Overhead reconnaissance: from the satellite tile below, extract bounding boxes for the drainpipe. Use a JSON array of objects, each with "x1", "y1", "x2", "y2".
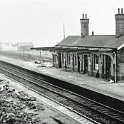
[
  {"x1": 114, "y1": 51, "x2": 117, "y2": 83},
  {"x1": 64, "y1": 53, "x2": 66, "y2": 70},
  {"x1": 52, "y1": 53, "x2": 54, "y2": 67},
  {"x1": 40, "y1": 50, "x2": 41, "y2": 61}
]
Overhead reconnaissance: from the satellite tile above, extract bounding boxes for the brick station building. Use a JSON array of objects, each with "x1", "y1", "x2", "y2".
[{"x1": 52, "y1": 8, "x2": 124, "y2": 83}]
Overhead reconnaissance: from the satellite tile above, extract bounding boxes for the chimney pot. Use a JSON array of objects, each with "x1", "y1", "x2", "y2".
[
  {"x1": 80, "y1": 13, "x2": 89, "y2": 37},
  {"x1": 121, "y1": 8, "x2": 123, "y2": 14},
  {"x1": 85, "y1": 14, "x2": 87, "y2": 19},
  {"x1": 92, "y1": 31, "x2": 94, "y2": 36},
  {"x1": 82, "y1": 14, "x2": 84, "y2": 19},
  {"x1": 118, "y1": 8, "x2": 120, "y2": 14}
]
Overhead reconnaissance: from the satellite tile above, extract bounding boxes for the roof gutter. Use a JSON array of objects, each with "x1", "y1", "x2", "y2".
[{"x1": 55, "y1": 45, "x2": 117, "y2": 51}]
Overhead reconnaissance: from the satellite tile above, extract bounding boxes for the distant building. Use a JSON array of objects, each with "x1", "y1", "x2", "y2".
[
  {"x1": 17, "y1": 42, "x2": 34, "y2": 51},
  {"x1": 31, "y1": 47, "x2": 53, "y2": 59},
  {"x1": 1, "y1": 42, "x2": 17, "y2": 51},
  {"x1": 52, "y1": 8, "x2": 124, "y2": 82}
]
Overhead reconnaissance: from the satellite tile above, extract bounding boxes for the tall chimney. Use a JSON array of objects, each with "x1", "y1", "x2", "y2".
[
  {"x1": 115, "y1": 8, "x2": 124, "y2": 37},
  {"x1": 80, "y1": 13, "x2": 89, "y2": 37}
]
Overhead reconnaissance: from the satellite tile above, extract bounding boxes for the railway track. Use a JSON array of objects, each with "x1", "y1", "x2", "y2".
[{"x1": 0, "y1": 61, "x2": 124, "y2": 124}]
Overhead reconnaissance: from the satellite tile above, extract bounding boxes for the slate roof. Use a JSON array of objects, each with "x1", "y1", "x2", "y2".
[{"x1": 56, "y1": 35, "x2": 124, "y2": 49}]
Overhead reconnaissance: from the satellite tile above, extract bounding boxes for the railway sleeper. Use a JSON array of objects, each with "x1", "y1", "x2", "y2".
[
  {"x1": 112, "y1": 116, "x2": 124, "y2": 121},
  {"x1": 97, "y1": 108, "x2": 112, "y2": 112},
  {"x1": 110, "y1": 113, "x2": 123, "y2": 116},
  {"x1": 83, "y1": 103, "x2": 95, "y2": 106},
  {"x1": 102, "y1": 111, "x2": 124, "y2": 117},
  {"x1": 109, "y1": 114, "x2": 124, "y2": 120},
  {"x1": 102, "y1": 113, "x2": 124, "y2": 123}
]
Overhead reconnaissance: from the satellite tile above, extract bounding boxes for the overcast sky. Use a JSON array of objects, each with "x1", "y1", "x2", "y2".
[{"x1": 0, "y1": 0, "x2": 124, "y2": 47}]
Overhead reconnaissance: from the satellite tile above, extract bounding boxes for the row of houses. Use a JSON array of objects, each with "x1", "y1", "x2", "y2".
[{"x1": 32, "y1": 8, "x2": 124, "y2": 83}]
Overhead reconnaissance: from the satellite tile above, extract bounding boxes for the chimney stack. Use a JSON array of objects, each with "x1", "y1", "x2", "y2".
[
  {"x1": 80, "y1": 13, "x2": 89, "y2": 37},
  {"x1": 115, "y1": 8, "x2": 124, "y2": 37}
]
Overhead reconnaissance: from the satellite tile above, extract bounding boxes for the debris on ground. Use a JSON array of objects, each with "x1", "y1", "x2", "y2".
[
  {"x1": 0, "y1": 79, "x2": 43, "y2": 124},
  {"x1": 35, "y1": 102, "x2": 45, "y2": 111},
  {"x1": 0, "y1": 78, "x2": 80, "y2": 124}
]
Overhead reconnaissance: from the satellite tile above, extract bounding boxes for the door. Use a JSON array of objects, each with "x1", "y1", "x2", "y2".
[
  {"x1": 58, "y1": 53, "x2": 62, "y2": 68},
  {"x1": 84, "y1": 55, "x2": 88, "y2": 73},
  {"x1": 78, "y1": 55, "x2": 80, "y2": 73},
  {"x1": 106, "y1": 55, "x2": 111, "y2": 80}
]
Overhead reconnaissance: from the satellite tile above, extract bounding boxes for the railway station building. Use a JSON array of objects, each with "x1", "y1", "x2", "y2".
[
  {"x1": 52, "y1": 8, "x2": 124, "y2": 83},
  {"x1": 31, "y1": 8, "x2": 124, "y2": 83}
]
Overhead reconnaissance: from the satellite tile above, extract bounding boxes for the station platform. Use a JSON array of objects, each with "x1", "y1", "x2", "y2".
[{"x1": 0, "y1": 55, "x2": 124, "y2": 101}]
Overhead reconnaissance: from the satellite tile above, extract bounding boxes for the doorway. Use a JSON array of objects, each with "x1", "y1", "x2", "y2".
[
  {"x1": 78, "y1": 55, "x2": 80, "y2": 73},
  {"x1": 58, "y1": 53, "x2": 62, "y2": 68},
  {"x1": 84, "y1": 55, "x2": 88, "y2": 73},
  {"x1": 105, "y1": 55, "x2": 111, "y2": 80}
]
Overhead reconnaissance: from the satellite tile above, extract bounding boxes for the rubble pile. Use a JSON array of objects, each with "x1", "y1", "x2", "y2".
[{"x1": 0, "y1": 80, "x2": 45, "y2": 124}]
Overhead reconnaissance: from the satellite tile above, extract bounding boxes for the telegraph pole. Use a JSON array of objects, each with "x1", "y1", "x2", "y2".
[{"x1": 63, "y1": 22, "x2": 65, "y2": 39}]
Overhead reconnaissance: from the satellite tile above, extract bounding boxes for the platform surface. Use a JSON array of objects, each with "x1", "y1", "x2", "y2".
[{"x1": 0, "y1": 55, "x2": 124, "y2": 101}]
